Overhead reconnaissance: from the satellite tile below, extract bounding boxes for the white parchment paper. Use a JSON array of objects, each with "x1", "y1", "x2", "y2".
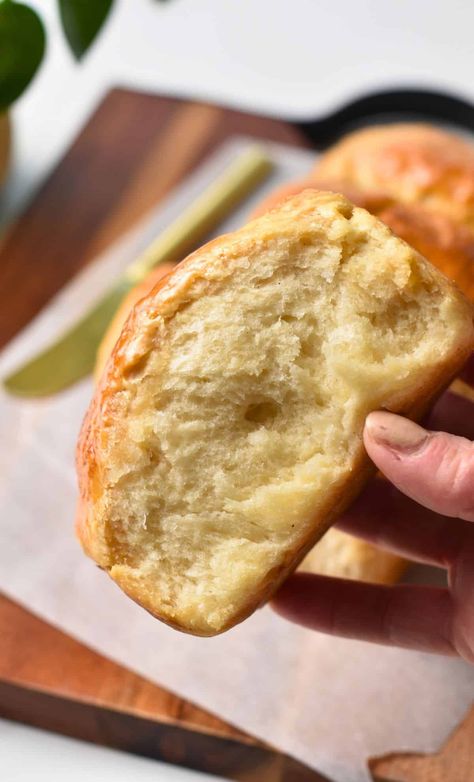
[{"x1": 0, "y1": 138, "x2": 472, "y2": 782}]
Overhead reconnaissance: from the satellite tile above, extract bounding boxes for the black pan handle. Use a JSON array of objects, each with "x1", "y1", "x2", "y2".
[{"x1": 296, "y1": 87, "x2": 474, "y2": 150}]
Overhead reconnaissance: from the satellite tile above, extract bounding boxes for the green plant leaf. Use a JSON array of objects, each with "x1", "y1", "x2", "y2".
[
  {"x1": 0, "y1": 0, "x2": 45, "y2": 110},
  {"x1": 58, "y1": 0, "x2": 114, "y2": 60}
]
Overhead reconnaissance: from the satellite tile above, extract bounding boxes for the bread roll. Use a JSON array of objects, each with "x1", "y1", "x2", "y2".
[
  {"x1": 299, "y1": 528, "x2": 406, "y2": 585},
  {"x1": 378, "y1": 205, "x2": 474, "y2": 300},
  {"x1": 251, "y1": 179, "x2": 394, "y2": 220},
  {"x1": 314, "y1": 123, "x2": 474, "y2": 230},
  {"x1": 95, "y1": 264, "x2": 176, "y2": 381},
  {"x1": 95, "y1": 260, "x2": 407, "y2": 586},
  {"x1": 77, "y1": 190, "x2": 474, "y2": 635}
]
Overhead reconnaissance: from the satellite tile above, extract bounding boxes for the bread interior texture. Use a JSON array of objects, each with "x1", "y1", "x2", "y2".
[{"x1": 91, "y1": 195, "x2": 471, "y2": 634}]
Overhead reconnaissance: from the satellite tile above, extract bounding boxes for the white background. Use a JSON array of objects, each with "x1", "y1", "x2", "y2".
[{"x1": 1, "y1": 1, "x2": 473, "y2": 780}]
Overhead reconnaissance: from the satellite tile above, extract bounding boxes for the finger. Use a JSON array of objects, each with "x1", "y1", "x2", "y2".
[
  {"x1": 459, "y1": 353, "x2": 474, "y2": 387},
  {"x1": 425, "y1": 391, "x2": 474, "y2": 439},
  {"x1": 272, "y1": 573, "x2": 456, "y2": 656},
  {"x1": 450, "y1": 536, "x2": 474, "y2": 663},
  {"x1": 364, "y1": 412, "x2": 474, "y2": 521},
  {"x1": 335, "y1": 477, "x2": 473, "y2": 568}
]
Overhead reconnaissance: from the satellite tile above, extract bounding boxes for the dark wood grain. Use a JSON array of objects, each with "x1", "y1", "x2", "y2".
[
  {"x1": 0, "y1": 597, "x2": 329, "y2": 781},
  {"x1": 0, "y1": 593, "x2": 237, "y2": 734},
  {"x1": 0, "y1": 679, "x2": 330, "y2": 782},
  {"x1": 0, "y1": 88, "x2": 321, "y2": 780}
]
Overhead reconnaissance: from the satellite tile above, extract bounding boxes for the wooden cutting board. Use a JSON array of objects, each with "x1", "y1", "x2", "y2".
[{"x1": 0, "y1": 87, "x2": 473, "y2": 782}]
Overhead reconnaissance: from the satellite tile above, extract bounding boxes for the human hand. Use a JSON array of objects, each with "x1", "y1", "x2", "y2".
[{"x1": 273, "y1": 355, "x2": 474, "y2": 661}]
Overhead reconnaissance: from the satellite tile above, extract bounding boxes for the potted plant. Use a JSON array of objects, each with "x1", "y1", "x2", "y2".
[{"x1": 0, "y1": 0, "x2": 134, "y2": 183}]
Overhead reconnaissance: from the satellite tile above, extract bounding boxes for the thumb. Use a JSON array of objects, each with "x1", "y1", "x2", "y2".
[{"x1": 364, "y1": 411, "x2": 474, "y2": 522}]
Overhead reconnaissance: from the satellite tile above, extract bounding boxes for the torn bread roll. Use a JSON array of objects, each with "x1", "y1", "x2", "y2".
[
  {"x1": 253, "y1": 124, "x2": 474, "y2": 300},
  {"x1": 95, "y1": 259, "x2": 406, "y2": 586},
  {"x1": 77, "y1": 190, "x2": 474, "y2": 635}
]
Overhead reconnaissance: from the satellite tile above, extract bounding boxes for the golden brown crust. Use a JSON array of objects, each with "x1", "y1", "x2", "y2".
[
  {"x1": 314, "y1": 123, "x2": 474, "y2": 230},
  {"x1": 77, "y1": 190, "x2": 474, "y2": 635},
  {"x1": 300, "y1": 529, "x2": 408, "y2": 584},
  {"x1": 95, "y1": 263, "x2": 176, "y2": 381}
]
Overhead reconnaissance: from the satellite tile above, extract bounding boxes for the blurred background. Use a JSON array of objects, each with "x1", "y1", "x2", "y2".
[{"x1": 4, "y1": 0, "x2": 474, "y2": 222}]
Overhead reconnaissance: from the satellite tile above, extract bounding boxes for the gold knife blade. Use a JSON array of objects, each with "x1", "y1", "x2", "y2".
[{"x1": 4, "y1": 146, "x2": 273, "y2": 397}]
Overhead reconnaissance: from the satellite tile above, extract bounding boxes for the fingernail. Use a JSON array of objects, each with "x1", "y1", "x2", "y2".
[{"x1": 365, "y1": 411, "x2": 428, "y2": 454}]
